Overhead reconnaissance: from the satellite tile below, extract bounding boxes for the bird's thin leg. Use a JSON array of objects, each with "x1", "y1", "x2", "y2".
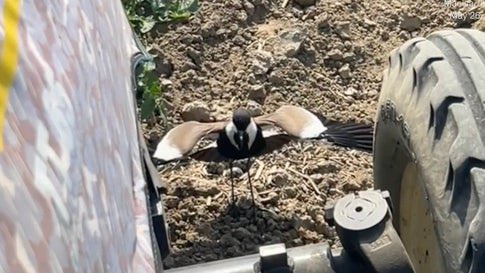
[
  {"x1": 246, "y1": 158, "x2": 256, "y2": 218},
  {"x1": 228, "y1": 160, "x2": 239, "y2": 218},
  {"x1": 230, "y1": 160, "x2": 235, "y2": 207}
]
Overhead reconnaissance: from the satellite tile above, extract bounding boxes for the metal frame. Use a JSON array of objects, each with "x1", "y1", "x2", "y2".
[{"x1": 163, "y1": 190, "x2": 416, "y2": 273}]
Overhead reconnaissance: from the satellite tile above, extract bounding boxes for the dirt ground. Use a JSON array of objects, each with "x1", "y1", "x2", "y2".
[{"x1": 141, "y1": 0, "x2": 485, "y2": 268}]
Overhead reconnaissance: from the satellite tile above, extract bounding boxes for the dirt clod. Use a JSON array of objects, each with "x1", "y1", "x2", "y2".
[
  {"x1": 246, "y1": 100, "x2": 264, "y2": 116},
  {"x1": 338, "y1": 64, "x2": 352, "y2": 79},
  {"x1": 278, "y1": 28, "x2": 306, "y2": 57},
  {"x1": 400, "y1": 14, "x2": 422, "y2": 31},
  {"x1": 181, "y1": 101, "x2": 211, "y2": 122},
  {"x1": 294, "y1": 0, "x2": 316, "y2": 8},
  {"x1": 248, "y1": 84, "x2": 267, "y2": 104},
  {"x1": 251, "y1": 50, "x2": 275, "y2": 76}
]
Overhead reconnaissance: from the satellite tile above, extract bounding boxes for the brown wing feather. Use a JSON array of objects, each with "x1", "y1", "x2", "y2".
[
  {"x1": 254, "y1": 105, "x2": 314, "y2": 137},
  {"x1": 153, "y1": 121, "x2": 227, "y2": 162}
]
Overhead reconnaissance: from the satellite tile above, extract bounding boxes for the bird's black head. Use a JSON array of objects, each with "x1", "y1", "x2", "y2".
[{"x1": 232, "y1": 108, "x2": 251, "y2": 130}]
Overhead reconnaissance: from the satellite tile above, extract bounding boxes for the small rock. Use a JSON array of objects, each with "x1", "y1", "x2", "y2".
[
  {"x1": 295, "y1": 215, "x2": 315, "y2": 230},
  {"x1": 338, "y1": 64, "x2": 352, "y2": 79},
  {"x1": 316, "y1": 14, "x2": 331, "y2": 29},
  {"x1": 248, "y1": 84, "x2": 266, "y2": 104},
  {"x1": 206, "y1": 162, "x2": 225, "y2": 175},
  {"x1": 364, "y1": 18, "x2": 377, "y2": 28},
  {"x1": 381, "y1": 30, "x2": 390, "y2": 41},
  {"x1": 279, "y1": 28, "x2": 307, "y2": 57},
  {"x1": 220, "y1": 234, "x2": 240, "y2": 247},
  {"x1": 247, "y1": 100, "x2": 263, "y2": 116},
  {"x1": 310, "y1": 173, "x2": 324, "y2": 184},
  {"x1": 336, "y1": 21, "x2": 351, "y2": 39},
  {"x1": 400, "y1": 14, "x2": 421, "y2": 31},
  {"x1": 181, "y1": 101, "x2": 211, "y2": 122},
  {"x1": 344, "y1": 41, "x2": 353, "y2": 49},
  {"x1": 284, "y1": 187, "x2": 298, "y2": 198},
  {"x1": 147, "y1": 130, "x2": 161, "y2": 143},
  {"x1": 327, "y1": 49, "x2": 343, "y2": 61},
  {"x1": 302, "y1": 6, "x2": 318, "y2": 21},
  {"x1": 160, "y1": 79, "x2": 173, "y2": 90},
  {"x1": 266, "y1": 218, "x2": 278, "y2": 231},
  {"x1": 316, "y1": 217, "x2": 333, "y2": 235},
  {"x1": 354, "y1": 44, "x2": 363, "y2": 55},
  {"x1": 158, "y1": 58, "x2": 174, "y2": 77},
  {"x1": 292, "y1": 7, "x2": 304, "y2": 18},
  {"x1": 228, "y1": 24, "x2": 239, "y2": 36},
  {"x1": 251, "y1": 50, "x2": 274, "y2": 75},
  {"x1": 196, "y1": 185, "x2": 221, "y2": 197},
  {"x1": 343, "y1": 52, "x2": 355, "y2": 62},
  {"x1": 236, "y1": 10, "x2": 248, "y2": 22},
  {"x1": 244, "y1": 242, "x2": 256, "y2": 251},
  {"x1": 307, "y1": 206, "x2": 323, "y2": 221},
  {"x1": 344, "y1": 87, "x2": 358, "y2": 97},
  {"x1": 200, "y1": 22, "x2": 216, "y2": 38},
  {"x1": 247, "y1": 74, "x2": 257, "y2": 85},
  {"x1": 315, "y1": 161, "x2": 339, "y2": 173},
  {"x1": 269, "y1": 70, "x2": 285, "y2": 85},
  {"x1": 164, "y1": 196, "x2": 179, "y2": 209},
  {"x1": 215, "y1": 28, "x2": 227, "y2": 37},
  {"x1": 224, "y1": 167, "x2": 244, "y2": 178},
  {"x1": 398, "y1": 30, "x2": 411, "y2": 40},
  {"x1": 272, "y1": 172, "x2": 289, "y2": 187},
  {"x1": 233, "y1": 227, "x2": 252, "y2": 240},
  {"x1": 474, "y1": 16, "x2": 485, "y2": 31},
  {"x1": 180, "y1": 34, "x2": 202, "y2": 44},
  {"x1": 261, "y1": 192, "x2": 279, "y2": 205},
  {"x1": 226, "y1": 245, "x2": 242, "y2": 256},
  {"x1": 187, "y1": 48, "x2": 202, "y2": 67},
  {"x1": 294, "y1": 0, "x2": 316, "y2": 7},
  {"x1": 180, "y1": 61, "x2": 197, "y2": 72},
  {"x1": 242, "y1": 0, "x2": 255, "y2": 15},
  {"x1": 233, "y1": 35, "x2": 246, "y2": 46},
  {"x1": 343, "y1": 180, "x2": 362, "y2": 191}
]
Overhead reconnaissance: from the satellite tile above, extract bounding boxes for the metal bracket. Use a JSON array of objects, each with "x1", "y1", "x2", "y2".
[
  {"x1": 256, "y1": 243, "x2": 294, "y2": 273},
  {"x1": 326, "y1": 190, "x2": 415, "y2": 273}
]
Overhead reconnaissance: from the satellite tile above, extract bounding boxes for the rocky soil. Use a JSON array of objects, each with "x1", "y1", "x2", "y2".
[{"x1": 142, "y1": 0, "x2": 485, "y2": 269}]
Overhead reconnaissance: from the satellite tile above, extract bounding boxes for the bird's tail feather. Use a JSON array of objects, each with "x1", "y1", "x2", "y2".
[{"x1": 321, "y1": 122, "x2": 374, "y2": 152}]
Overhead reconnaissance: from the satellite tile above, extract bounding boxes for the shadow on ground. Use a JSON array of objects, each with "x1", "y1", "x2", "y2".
[{"x1": 161, "y1": 197, "x2": 303, "y2": 269}]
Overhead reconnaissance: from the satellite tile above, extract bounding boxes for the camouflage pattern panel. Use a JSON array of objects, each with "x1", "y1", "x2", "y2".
[{"x1": 0, "y1": 0, "x2": 155, "y2": 272}]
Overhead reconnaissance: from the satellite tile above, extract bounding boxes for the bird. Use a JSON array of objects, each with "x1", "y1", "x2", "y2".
[{"x1": 153, "y1": 105, "x2": 374, "y2": 217}]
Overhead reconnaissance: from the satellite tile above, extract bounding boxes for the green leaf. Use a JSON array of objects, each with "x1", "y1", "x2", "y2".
[
  {"x1": 148, "y1": 82, "x2": 161, "y2": 97},
  {"x1": 140, "y1": 96, "x2": 156, "y2": 120},
  {"x1": 140, "y1": 16, "x2": 156, "y2": 33}
]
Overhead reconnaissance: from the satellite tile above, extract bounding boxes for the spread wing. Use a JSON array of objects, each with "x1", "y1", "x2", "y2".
[
  {"x1": 254, "y1": 105, "x2": 326, "y2": 138},
  {"x1": 255, "y1": 105, "x2": 374, "y2": 152},
  {"x1": 153, "y1": 121, "x2": 227, "y2": 163}
]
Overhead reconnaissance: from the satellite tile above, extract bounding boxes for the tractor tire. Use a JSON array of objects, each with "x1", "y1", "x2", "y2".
[{"x1": 373, "y1": 29, "x2": 485, "y2": 273}]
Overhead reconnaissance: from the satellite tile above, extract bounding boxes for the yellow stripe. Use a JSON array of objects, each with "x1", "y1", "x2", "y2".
[{"x1": 0, "y1": 0, "x2": 21, "y2": 151}]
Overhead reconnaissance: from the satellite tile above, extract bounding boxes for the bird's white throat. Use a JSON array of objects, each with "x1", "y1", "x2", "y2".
[{"x1": 225, "y1": 120, "x2": 258, "y2": 149}]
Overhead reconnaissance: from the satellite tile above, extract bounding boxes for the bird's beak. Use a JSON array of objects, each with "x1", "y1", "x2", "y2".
[{"x1": 236, "y1": 130, "x2": 246, "y2": 150}]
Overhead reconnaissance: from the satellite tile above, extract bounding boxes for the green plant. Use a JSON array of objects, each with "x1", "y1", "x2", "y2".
[
  {"x1": 167, "y1": 0, "x2": 200, "y2": 21},
  {"x1": 137, "y1": 61, "x2": 165, "y2": 120},
  {"x1": 123, "y1": 0, "x2": 200, "y2": 34}
]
